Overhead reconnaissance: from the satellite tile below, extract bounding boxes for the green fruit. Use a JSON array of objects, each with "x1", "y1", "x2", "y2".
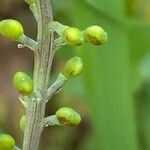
[
  {"x1": 63, "y1": 27, "x2": 83, "y2": 46},
  {"x1": 0, "y1": 19, "x2": 24, "y2": 40},
  {"x1": 62, "y1": 57, "x2": 83, "y2": 79},
  {"x1": 84, "y1": 25, "x2": 108, "y2": 45},
  {"x1": 55, "y1": 107, "x2": 81, "y2": 126},
  {"x1": 19, "y1": 115, "x2": 26, "y2": 132},
  {"x1": 13, "y1": 72, "x2": 33, "y2": 95},
  {"x1": 25, "y1": 0, "x2": 35, "y2": 5},
  {"x1": 0, "y1": 134, "x2": 15, "y2": 150}
]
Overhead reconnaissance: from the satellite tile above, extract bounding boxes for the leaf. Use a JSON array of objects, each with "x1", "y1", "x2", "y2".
[
  {"x1": 139, "y1": 53, "x2": 150, "y2": 79},
  {"x1": 127, "y1": 21, "x2": 150, "y2": 65},
  {"x1": 72, "y1": 0, "x2": 139, "y2": 150},
  {"x1": 84, "y1": 0, "x2": 127, "y2": 23}
]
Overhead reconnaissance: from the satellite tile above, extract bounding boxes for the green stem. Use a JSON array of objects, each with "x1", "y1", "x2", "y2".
[
  {"x1": 22, "y1": 0, "x2": 54, "y2": 150},
  {"x1": 43, "y1": 115, "x2": 60, "y2": 127},
  {"x1": 49, "y1": 21, "x2": 68, "y2": 36},
  {"x1": 30, "y1": 4, "x2": 38, "y2": 21},
  {"x1": 18, "y1": 34, "x2": 38, "y2": 51},
  {"x1": 14, "y1": 146, "x2": 21, "y2": 150},
  {"x1": 53, "y1": 37, "x2": 66, "y2": 52},
  {"x1": 47, "y1": 73, "x2": 67, "y2": 102}
]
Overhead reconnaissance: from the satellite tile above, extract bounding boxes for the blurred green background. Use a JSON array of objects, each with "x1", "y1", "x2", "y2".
[{"x1": 1, "y1": 0, "x2": 150, "y2": 150}]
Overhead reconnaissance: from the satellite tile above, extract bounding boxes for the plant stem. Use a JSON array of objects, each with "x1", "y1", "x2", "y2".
[
  {"x1": 47, "y1": 73, "x2": 67, "y2": 102},
  {"x1": 14, "y1": 146, "x2": 21, "y2": 150},
  {"x1": 18, "y1": 35, "x2": 38, "y2": 51},
  {"x1": 22, "y1": 0, "x2": 54, "y2": 150},
  {"x1": 43, "y1": 115, "x2": 60, "y2": 127}
]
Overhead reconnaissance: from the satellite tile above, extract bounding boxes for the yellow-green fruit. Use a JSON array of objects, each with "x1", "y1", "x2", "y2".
[
  {"x1": 25, "y1": 0, "x2": 35, "y2": 5},
  {"x1": 63, "y1": 27, "x2": 83, "y2": 46},
  {"x1": 0, "y1": 134, "x2": 15, "y2": 150},
  {"x1": 84, "y1": 25, "x2": 107, "y2": 45},
  {"x1": 62, "y1": 56, "x2": 83, "y2": 79},
  {"x1": 13, "y1": 72, "x2": 33, "y2": 95},
  {"x1": 55, "y1": 107, "x2": 81, "y2": 126},
  {"x1": 19, "y1": 115, "x2": 26, "y2": 132},
  {"x1": 0, "y1": 19, "x2": 24, "y2": 40}
]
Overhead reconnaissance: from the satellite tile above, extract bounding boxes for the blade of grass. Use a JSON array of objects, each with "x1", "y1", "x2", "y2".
[{"x1": 73, "y1": 1, "x2": 139, "y2": 150}]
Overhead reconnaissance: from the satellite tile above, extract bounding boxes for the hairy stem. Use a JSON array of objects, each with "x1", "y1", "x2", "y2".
[
  {"x1": 47, "y1": 73, "x2": 67, "y2": 102},
  {"x1": 14, "y1": 146, "x2": 21, "y2": 150},
  {"x1": 22, "y1": 0, "x2": 54, "y2": 150},
  {"x1": 43, "y1": 115, "x2": 60, "y2": 127},
  {"x1": 18, "y1": 35, "x2": 38, "y2": 50}
]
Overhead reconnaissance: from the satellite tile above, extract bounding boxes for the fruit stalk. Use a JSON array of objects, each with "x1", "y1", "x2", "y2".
[{"x1": 14, "y1": 146, "x2": 21, "y2": 150}]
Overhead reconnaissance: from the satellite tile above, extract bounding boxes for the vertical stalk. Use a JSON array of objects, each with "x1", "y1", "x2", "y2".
[{"x1": 22, "y1": 0, "x2": 54, "y2": 150}]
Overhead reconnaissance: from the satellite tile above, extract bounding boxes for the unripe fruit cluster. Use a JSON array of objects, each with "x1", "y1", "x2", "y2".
[
  {"x1": 63, "y1": 25, "x2": 107, "y2": 46},
  {"x1": 0, "y1": 19, "x2": 24, "y2": 40},
  {"x1": 55, "y1": 107, "x2": 81, "y2": 126},
  {"x1": 0, "y1": 134, "x2": 15, "y2": 150},
  {"x1": 13, "y1": 72, "x2": 33, "y2": 95}
]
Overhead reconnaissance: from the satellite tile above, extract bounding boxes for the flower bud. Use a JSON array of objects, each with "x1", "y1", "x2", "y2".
[
  {"x1": 84, "y1": 25, "x2": 107, "y2": 45},
  {"x1": 0, "y1": 19, "x2": 24, "y2": 40},
  {"x1": 62, "y1": 56, "x2": 83, "y2": 79},
  {"x1": 63, "y1": 27, "x2": 83, "y2": 46},
  {"x1": 55, "y1": 107, "x2": 81, "y2": 126},
  {"x1": 13, "y1": 72, "x2": 33, "y2": 95},
  {"x1": 19, "y1": 115, "x2": 26, "y2": 132},
  {"x1": 0, "y1": 134, "x2": 15, "y2": 150},
  {"x1": 25, "y1": 0, "x2": 35, "y2": 5}
]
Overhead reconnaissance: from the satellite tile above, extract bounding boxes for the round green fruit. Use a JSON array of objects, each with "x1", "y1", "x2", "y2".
[
  {"x1": 0, "y1": 19, "x2": 24, "y2": 40},
  {"x1": 63, "y1": 27, "x2": 83, "y2": 46},
  {"x1": 55, "y1": 107, "x2": 81, "y2": 126},
  {"x1": 13, "y1": 72, "x2": 33, "y2": 95},
  {"x1": 19, "y1": 115, "x2": 26, "y2": 132},
  {"x1": 62, "y1": 56, "x2": 83, "y2": 79},
  {"x1": 84, "y1": 25, "x2": 108, "y2": 45},
  {"x1": 0, "y1": 134, "x2": 15, "y2": 150}
]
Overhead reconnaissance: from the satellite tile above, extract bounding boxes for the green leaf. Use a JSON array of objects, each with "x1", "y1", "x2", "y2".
[
  {"x1": 72, "y1": 0, "x2": 139, "y2": 150},
  {"x1": 139, "y1": 53, "x2": 150, "y2": 79},
  {"x1": 84, "y1": 0, "x2": 127, "y2": 23},
  {"x1": 135, "y1": 81, "x2": 150, "y2": 150},
  {"x1": 127, "y1": 21, "x2": 150, "y2": 65}
]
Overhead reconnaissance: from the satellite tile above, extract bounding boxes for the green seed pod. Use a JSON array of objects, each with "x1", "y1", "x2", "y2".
[
  {"x1": 13, "y1": 72, "x2": 33, "y2": 95},
  {"x1": 63, "y1": 27, "x2": 83, "y2": 46},
  {"x1": 55, "y1": 107, "x2": 81, "y2": 126},
  {"x1": 19, "y1": 115, "x2": 26, "y2": 132},
  {"x1": 84, "y1": 25, "x2": 108, "y2": 45},
  {"x1": 25, "y1": 0, "x2": 35, "y2": 5},
  {"x1": 62, "y1": 57, "x2": 83, "y2": 79},
  {"x1": 0, "y1": 19, "x2": 24, "y2": 40},
  {"x1": 0, "y1": 134, "x2": 15, "y2": 150}
]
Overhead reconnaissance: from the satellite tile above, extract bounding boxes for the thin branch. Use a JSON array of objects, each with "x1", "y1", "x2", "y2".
[
  {"x1": 47, "y1": 73, "x2": 67, "y2": 102},
  {"x1": 17, "y1": 35, "x2": 38, "y2": 52},
  {"x1": 49, "y1": 21, "x2": 68, "y2": 36},
  {"x1": 30, "y1": 4, "x2": 38, "y2": 21},
  {"x1": 53, "y1": 37, "x2": 66, "y2": 52},
  {"x1": 24, "y1": 0, "x2": 38, "y2": 21},
  {"x1": 14, "y1": 146, "x2": 21, "y2": 150},
  {"x1": 43, "y1": 115, "x2": 60, "y2": 127},
  {"x1": 18, "y1": 95, "x2": 27, "y2": 108}
]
